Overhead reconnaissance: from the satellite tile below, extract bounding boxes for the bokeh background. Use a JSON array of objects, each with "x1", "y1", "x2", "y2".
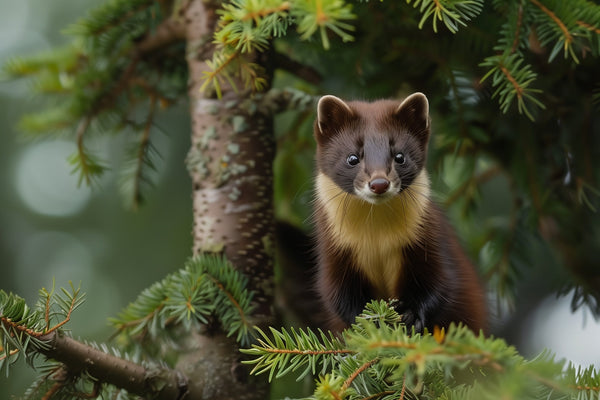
[
  {"x1": 0, "y1": 0, "x2": 193, "y2": 394},
  {"x1": 1, "y1": 0, "x2": 598, "y2": 397}
]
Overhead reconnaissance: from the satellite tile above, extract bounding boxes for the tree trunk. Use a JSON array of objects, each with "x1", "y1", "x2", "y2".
[{"x1": 180, "y1": 0, "x2": 275, "y2": 397}]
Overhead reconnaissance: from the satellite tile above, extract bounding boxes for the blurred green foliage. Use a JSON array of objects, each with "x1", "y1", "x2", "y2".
[{"x1": 1, "y1": 0, "x2": 600, "y2": 398}]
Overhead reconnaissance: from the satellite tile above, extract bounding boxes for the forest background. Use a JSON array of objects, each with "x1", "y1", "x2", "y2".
[{"x1": 0, "y1": 0, "x2": 599, "y2": 398}]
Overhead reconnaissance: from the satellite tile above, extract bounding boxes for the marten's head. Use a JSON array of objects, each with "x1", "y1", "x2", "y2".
[{"x1": 314, "y1": 93, "x2": 430, "y2": 205}]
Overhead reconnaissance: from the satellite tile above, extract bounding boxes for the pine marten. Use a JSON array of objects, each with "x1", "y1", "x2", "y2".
[{"x1": 312, "y1": 93, "x2": 486, "y2": 333}]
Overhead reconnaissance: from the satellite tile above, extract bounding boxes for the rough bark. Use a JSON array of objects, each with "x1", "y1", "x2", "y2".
[
  {"x1": 184, "y1": 0, "x2": 275, "y2": 319},
  {"x1": 179, "y1": 0, "x2": 275, "y2": 398}
]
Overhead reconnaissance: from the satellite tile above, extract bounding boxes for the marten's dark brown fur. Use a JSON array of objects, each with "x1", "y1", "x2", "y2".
[{"x1": 313, "y1": 93, "x2": 486, "y2": 333}]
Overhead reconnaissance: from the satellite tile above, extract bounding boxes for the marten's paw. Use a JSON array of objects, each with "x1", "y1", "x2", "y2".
[{"x1": 398, "y1": 308, "x2": 425, "y2": 334}]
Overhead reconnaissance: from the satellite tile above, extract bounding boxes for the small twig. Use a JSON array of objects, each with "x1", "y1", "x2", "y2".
[
  {"x1": 444, "y1": 166, "x2": 502, "y2": 207},
  {"x1": 510, "y1": 1, "x2": 524, "y2": 54},
  {"x1": 112, "y1": 302, "x2": 165, "y2": 333},
  {"x1": 341, "y1": 358, "x2": 379, "y2": 393},
  {"x1": 88, "y1": 2, "x2": 156, "y2": 37},
  {"x1": 42, "y1": 288, "x2": 80, "y2": 336},
  {"x1": 368, "y1": 340, "x2": 418, "y2": 350},
  {"x1": 0, "y1": 348, "x2": 20, "y2": 362},
  {"x1": 360, "y1": 392, "x2": 396, "y2": 400},
  {"x1": 273, "y1": 52, "x2": 322, "y2": 85},
  {"x1": 44, "y1": 289, "x2": 52, "y2": 332},
  {"x1": 73, "y1": 381, "x2": 101, "y2": 399},
  {"x1": 259, "y1": 347, "x2": 354, "y2": 356},
  {"x1": 75, "y1": 116, "x2": 94, "y2": 184},
  {"x1": 399, "y1": 374, "x2": 407, "y2": 400},
  {"x1": 500, "y1": 65, "x2": 524, "y2": 99},
  {"x1": 200, "y1": 50, "x2": 242, "y2": 93},
  {"x1": 41, "y1": 381, "x2": 64, "y2": 400},
  {"x1": 206, "y1": 276, "x2": 251, "y2": 332},
  {"x1": 131, "y1": 94, "x2": 157, "y2": 209},
  {"x1": 74, "y1": 15, "x2": 186, "y2": 172},
  {"x1": 240, "y1": 1, "x2": 291, "y2": 22},
  {"x1": 0, "y1": 287, "x2": 79, "y2": 338},
  {"x1": 529, "y1": 0, "x2": 572, "y2": 47},
  {"x1": 131, "y1": 77, "x2": 173, "y2": 106},
  {"x1": 576, "y1": 20, "x2": 600, "y2": 34}
]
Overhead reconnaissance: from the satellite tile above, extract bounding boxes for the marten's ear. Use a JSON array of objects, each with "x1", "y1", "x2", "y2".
[
  {"x1": 394, "y1": 92, "x2": 430, "y2": 146},
  {"x1": 315, "y1": 95, "x2": 355, "y2": 144}
]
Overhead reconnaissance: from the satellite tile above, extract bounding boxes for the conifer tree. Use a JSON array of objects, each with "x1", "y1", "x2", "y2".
[{"x1": 2, "y1": 1, "x2": 600, "y2": 399}]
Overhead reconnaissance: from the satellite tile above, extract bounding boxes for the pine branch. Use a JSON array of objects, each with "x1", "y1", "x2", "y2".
[
  {"x1": 32, "y1": 333, "x2": 189, "y2": 400},
  {"x1": 480, "y1": 53, "x2": 545, "y2": 120},
  {"x1": 406, "y1": 0, "x2": 484, "y2": 33},
  {"x1": 242, "y1": 326, "x2": 350, "y2": 382},
  {"x1": 4, "y1": 8, "x2": 187, "y2": 198},
  {"x1": 216, "y1": 0, "x2": 293, "y2": 53},
  {"x1": 272, "y1": 52, "x2": 323, "y2": 84},
  {"x1": 1, "y1": 255, "x2": 260, "y2": 399},
  {"x1": 255, "y1": 87, "x2": 317, "y2": 115},
  {"x1": 292, "y1": 0, "x2": 356, "y2": 49},
  {"x1": 493, "y1": 0, "x2": 529, "y2": 56},
  {"x1": 529, "y1": 0, "x2": 576, "y2": 61},
  {"x1": 526, "y1": 0, "x2": 600, "y2": 62},
  {"x1": 120, "y1": 95, "x2": 159, "y2": 210},
  {"x1": 2, "y1": 317, "x2": 194, "y2": 400},
  {"x1": 111, "y1": 254, "x2": 257, "y2": 346},
  {"x1": 202, "y1": 0, "x2": 356, "y2": 96},
  {"x1": 243, "y1": 300, "x2": 600, "y2": 399}
]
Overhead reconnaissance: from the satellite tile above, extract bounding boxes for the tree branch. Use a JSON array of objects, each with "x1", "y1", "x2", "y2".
[
  {"x1": 272, "y1": 52, "x2": 322, "y2": 85},
  {"x1": 37, "y1": 331, "x2": 196, "y2": 400},
  {"x1": 136, "y1": 15, "x2": 187, "y2": 54}
]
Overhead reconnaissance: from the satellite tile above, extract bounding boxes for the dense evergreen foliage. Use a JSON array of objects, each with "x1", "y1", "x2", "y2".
[{"x1": 1, "y1": 0, "x2": 599, "y2": 399}]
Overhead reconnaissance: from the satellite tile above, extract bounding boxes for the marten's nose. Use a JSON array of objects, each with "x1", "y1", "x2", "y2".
[{"x1": 369, "y1": 178, "x2": 390, "y2": 194}]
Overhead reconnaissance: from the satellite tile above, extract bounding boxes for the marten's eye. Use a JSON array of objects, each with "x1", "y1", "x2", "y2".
[
  {"x1": 346, "y1": 154, "x2": 360, "y2": 166},
  {"x1": 394, "y1": 152, "x2": 406, "y2": 165}
]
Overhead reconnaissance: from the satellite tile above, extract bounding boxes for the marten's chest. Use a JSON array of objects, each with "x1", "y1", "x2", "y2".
[{"x1": 316, "y1": 171, "x2": 431, "y2": 298}]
